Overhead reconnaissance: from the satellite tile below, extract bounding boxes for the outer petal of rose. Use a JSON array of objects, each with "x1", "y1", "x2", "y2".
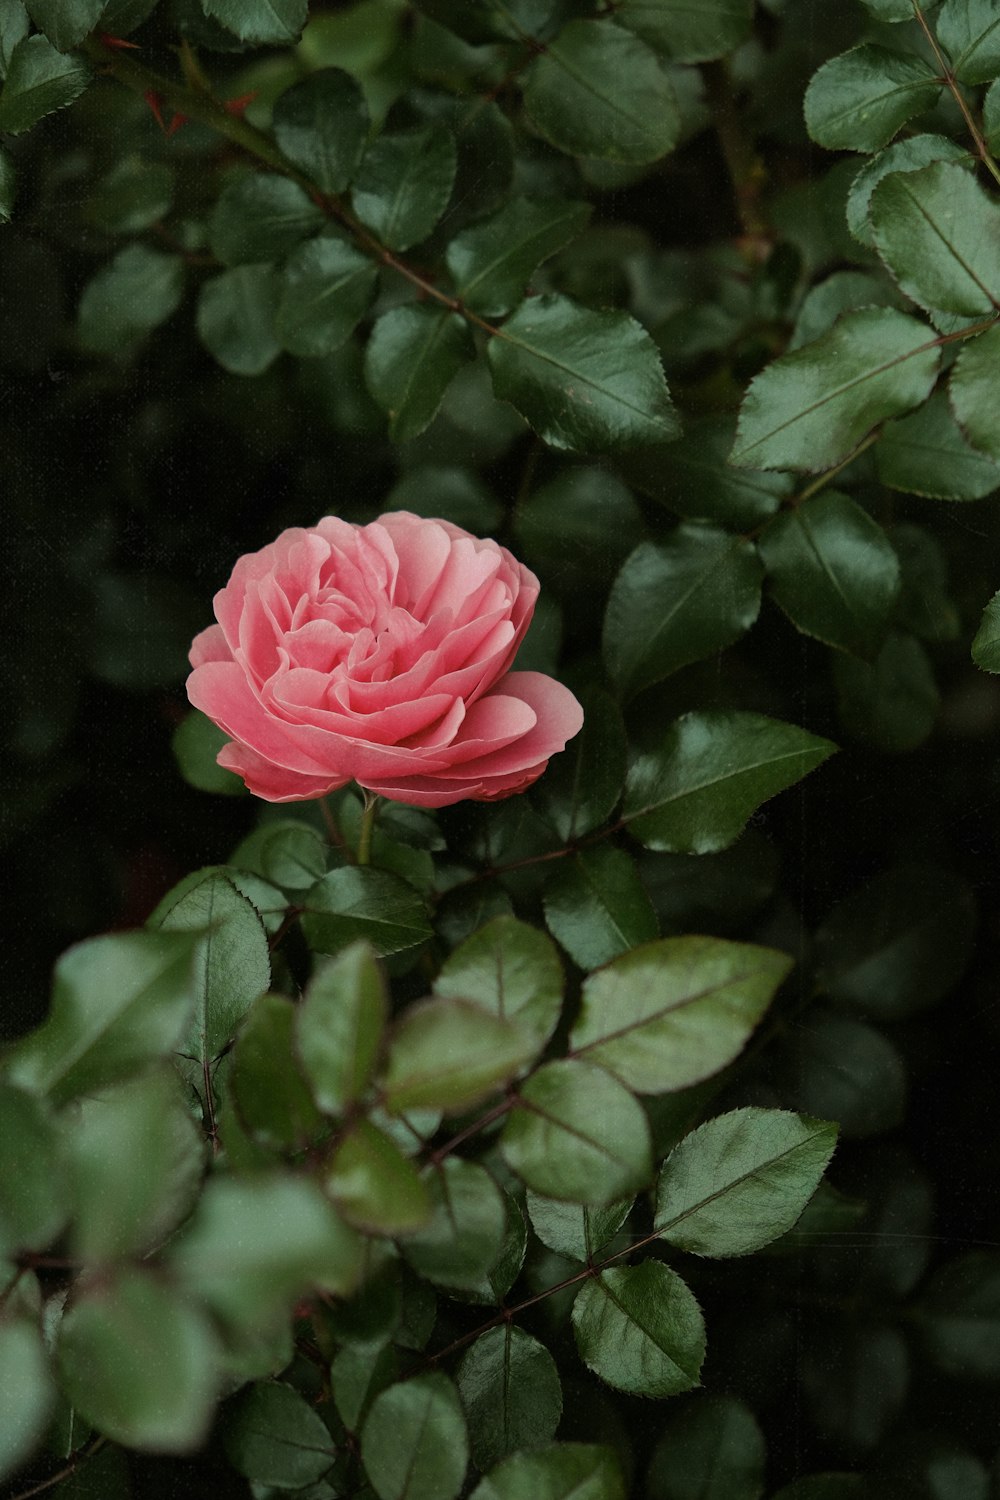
[
  {"x1": 189, "y1": 624, "x2": 233, "y2": 668},
  {"x1": 188, "y1": 660, "x2": 347, "y2": 776},
  {"x1": 217, "y1": 741, "x2": 348, "y2": 802}
]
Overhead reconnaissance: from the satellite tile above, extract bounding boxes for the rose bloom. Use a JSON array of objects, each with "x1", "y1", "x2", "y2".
[{"x1": 186, "y1": 511, "x2": 583, "y2": 808}]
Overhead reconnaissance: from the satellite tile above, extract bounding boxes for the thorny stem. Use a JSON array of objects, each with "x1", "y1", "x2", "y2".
[
  {"x1": 911, "y1": 1, "x2": 1000, "y2": 189},
  {"x1": 703, "y1": 60, "x2": 769, "y2": 248},
  {"x1": 8, "y1": 1438, "x2": 107, "y2": 1500}
]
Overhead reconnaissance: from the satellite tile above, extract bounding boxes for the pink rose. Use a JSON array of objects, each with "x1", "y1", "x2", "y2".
[{"x1": 186, "y1": 511, "x2": 583, "y2": 808}]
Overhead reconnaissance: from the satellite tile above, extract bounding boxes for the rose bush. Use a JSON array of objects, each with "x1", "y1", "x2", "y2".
[{"x1": 186, "y1": 511, "x2": 583, "y2": 806}]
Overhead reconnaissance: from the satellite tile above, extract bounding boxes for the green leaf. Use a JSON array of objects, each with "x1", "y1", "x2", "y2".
[
  {"x1": 533, "y1": 687, "x2": 627, "y2": 842},
  {"x1": 514, "y1": 467, "x2": 646, "y2": 600},
  {"x1": 88, "y1": 155, "x2": 173, "y2": 235},
  {"x1": 0, "y1": 147, "x2": 14, "y2": 222},
  {"x1": 972, "y1": 587, "x2": 1000, "y2": 671},
  {"x1": 201, "y1": 0, "x2": 307, "y2": 44},
  {"x1": 6, "y1": 931, "x2": 196, "y2": 1105},
  {"x1": 447, "y1": 197, "x2": 592, "y2": 317},
  {"x1": 362, "y1": 1375, "x2": 467, "y2": 1500},
  {"x1": 525, "y1": 1192, "x2": 633, "y2": 1263},
  {"x1": 197, "y1": 264, "x2": 282, "y2": 376},
  {"x1": 603, "y1": 528, "x2": 763, "y2": 698},
  {"x1": 466, "y1": 1188, "x2": 529, "y2": 1304},
  {"x1": 150, "y1": 869, "x2": 271, "y2": 1063},
  {"x1": 381, "y1": 996, "x2": 532, "y2": 1114},
  {"x1": 77, "y1": 245, "x2": 183, "y2": 355},
  {"x1": 223, "y1": 1382, "x2": 335, "y2": 1488},
  {"x1": 301, "y1": 866, "x2": 432, "y2": 959},
  {"x1": 759, "y1": 491, "x2": 901, "y2": 655},
  {"x1": 937, "y1": 0, "x2": 1000, "y2": 84},
  {"x1": 986, "y1": 76, "x2": 1000, "y2": 150},
  {"x1": 365, "y1": 304, "x2": 474, "y2": 443},
  {"x1": 352, "y1": 123, "x2": 457, "y2": 251},
  {"x1": 544, "y1": 846, "x2": 658, "y2": 970},
  {"x1": 173, "y1": 709, "x2": 246, "y2": 796},
  {"x1": 787, "y1": 1010, "x2": 906, "y2": 1139},
  {"x1": 524, "y1": 20, "x2": 679, "y2": 164},
  {"x1": 0, "y1": 1315, "x2": 54, "y2": 1484},
  {"x1": 403, "y1": 1158, "x2": 506, "y2": 1290},
  {"x1": 914, "y1": 1250, "x2": 1000, "y2": 1379},
  {"x1": 871, "y1": 163, "x2": 1000, "y2": 317},
  {"x1": 230, "y1": 819, "x2": 327, "y2": 892},
  {"x1": 571, "y1": 937, "x2": 792, "y2": 1094},
  {"x1": 457, "y1": 1327, "x2": 562, "y2": 1472},
  {"x1": 487, "y1": 293, "x2": 679, "y2": 454},
  {"x1": 804, "y1": 45, "x2": 940, "y2": 153},
  {"x1": 623, "y1": 711, "x2": 837, "y2": 855},
  {"x1": 572, "y1": 1261, "x2": 705, "y2": 1397},
  {"x1": 623, "y1": 414, "x2": 793, "y2": 529},
  {"x1": 655, "y1": 1107, "x2": 838, "y2": 1257},
  {"x1": 845, "y1": 134, "x2": 971, "y2": 250},
  {"x1": 296, "y1": 943, "x2": 387, "y2": 1116},
  {"x1": 469, "y1": 1444, "x2": 626, "y2": 1500},
  {"x1": 646, "y1": 1395, "x2": 765, "y2": 1500},
  {"x1": 892, "y1": 523, "x2": 960, "y2": 643},
  {"x1": 169, "y1": 1174, "x2": 362, "y2": 1330},
  {"x1": 833, "y1": 630, "x2": 939, "y2": 752},
  {"x1": 326, "y1": 1119, "x2": 431, "y2": 1235},
  {"x1": 26, "y1": 0, "x2": 103, "y2": 51},
  {"x1": 231, "y1": 993, "x2": 325, "y2": 1148},
  {"x1": 57, "y1": 1269, "x2": 219, "y2": 1452},
  {"x1": 950, "y1": 320, "x2": 1000, "y2": 463},
  {"x1": 500, "y1": 1059, "x2": 653, "y2": 1203},
  {"x1": 815, "y1": 864, "x2": 976, "y2": 1019},
  {"x1": 731, "y1": 307, "x2": 940, "y2": 473},
  {"x1": 789, "y1": 272, "x2": 904, "y2": 352},
  {"x1": 277, "y1": 234, "x2": 379, "y2": 358},
  {"x1": 433, "y1": 915, "x2": 564, "y2": 1054},
  {"x1": 0, "y1": 2, "x2": 29, "y2": 77},
  {"x1": 331, "y1": 1343, "x2": 398, "y2": 1432},
  {"x1": 65, "y1": 1067, "x2": 203, "y2": 1263},
  {"x1": 209, "y1": 172, "x2": 324, "y2": 267},
  {"x1": 0, "y1": 1085, "x2": 66, "y2": 1258},
  {"x1": 616, "y1": 0, "x2": 752, "y2": 63},
  {"x1": 273, "y1": 68, "x2": 370, "y2": 193},
  {"x1": 0, "y1": 34, "x2": 90, "y2": 134}
]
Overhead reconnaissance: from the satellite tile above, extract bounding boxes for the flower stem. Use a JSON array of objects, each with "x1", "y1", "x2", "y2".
[{"x1": 357, "y1": 792, "x2": 379, "y2": 867}]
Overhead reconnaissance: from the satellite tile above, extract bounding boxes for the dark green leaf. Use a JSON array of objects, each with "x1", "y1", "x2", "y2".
[
  {"x1": 331, "y1": 1343, "x2": 398, "y2": 1432},
  {"x1": 572, "y1": 1261, "x2": 705, "y2": 1396},
  {"x1": 0, "y1": 147, "x2": 14, "y2": 222},
  {"x1": 296, "y1": 943, "x2": 387, "y2": 1116},
  {"x1": 6, "y1": 931, "x2": 196, "y2": 1105},
  {"x1": 0, "y1": 2, "x2": 29, "y2": 77},
  {"x1": 26, "y1": 0, "x2": 103, "y2": 51},
  {"x1": 361, "y1": 1373, "x2": 468, "y2": 1500},
  {"x1": 465, "y1": 1188, "x2": 528, "y2": 1305},
  {"x1": 469, "y1": 1444, "x2": 625, "y2": 1500},
  {"x1": 914, "y1": 1251, "x2": 1000, "y2": 1378},
  {"x1": 524, "y1": 20, "x2": 680, "y2": 164},
  {"x1": 488, "y1": 293, "x2": 679, "y2": 454},
  {"x1": 972, "y1": 587, "x2": 1000, "y2": 671},
  {"x1": 77, "y1": 245, "x2": 183, "y2": 355},
  {"x1": 223, "y1": 1382, "x2": 335, "y2": 1488},
  {"x1": 623, "y1": 415, "x2": 793, "y2": 528},
  {"x1": 603, "y1": 527, "x2": 763, "y2": 698},
  {"x1": 230, "y1": 819, "x2": 326, "y2": 892},
  {"x1": 760, "y1": 491, "x2": 901, "y2": 655},
  {"x1": 0, "y1": 34, "x2": 90, "y2": 134},
  {"x1": 209, "y1": 172, "x2": 324, "y2": 267},
  {"x1": 365, "y1": 304, "x2": 473, "y2": 442},
  {"x1": 533, "y1": 687, "x2": 627, "y2": 842},
  {"x1": 277, "y1": 234, "x2": 378, "y2": 358},
  {"x1": 433, "y1": 915, "x2": 563, "y2": 1053},
  {"x1": 646, "y1": 1395, "x2": 765, "y2": 1500},
  {"x1": 571, "y1": 937, "x2": 792, "y2": 1094},
  {"x1": 0, "y1": 1314, "x2": 53, "y2": 1484},
  {"x1": 655, "y1": 1107, "x2": 838, "y2": 1257},
  {"x1": 387, "y1": 464, "x2": 503, "y2": 535},
  {"x1": 871, "y1": 163, "x2": 1000, "y2": 317},
  {"x1": 172, "y1": 709, "x2": 247, "y2": 796},
  {"x1": 789, "y1": 272, "x2": 903, "y2": 352},
  {"x1": 525, "y1": 1192, "x2": 633, "y2": 1263},
  {"x1": 787, "y1": 1010, "x2": 906, "y2": 1138},
  {"x1": 986, "y1": 76, "x2": 1000, "y2": 150},
  {"x1": 301, "y1": 866, "x2": 432, "y2": 959},
  {"x1": 731, "y1": 308, "x2": 940, "y2": 472},
  {"x1": 65, "y1": 1067, "x2": 203, "y2": 1263},
  {"x1": 514, "y1": 468, "x2": 646, "y2": 599},
  {"x1": 624, "y1": 711, "x2": 837, "y2": 854},
  {"x1": 201, "y1": 0, "x2": 307, "y2": 44},
  {"x1": 457, "y1": 1326, "x2": 562, "y2": 1471},
  {"x1": 169, "y1": 1174, "x2": 362, "y2": 1330},
  {"x1": 891, "y1": 524, "x2": 960, "y2": 642},
  {"x1": 816, "y1": 864, "x2": 976, "y2": 1019},
  {"x1": 326, "y1": 1120, "x2": 431, "y2": 1235},
  {"x1": 804, "y1": 45, "x2": 940, "y2": 153},
  {"x1": 352, "y1": 123, "x2": 457, "y2": 251},
  {"x1": 500, "y1": 1059, "x2": 653, "y2": 1203},
  {"x1": 544, "y1": 845, "x2": 658, "y2": 970},
  {"x1": 937, "y1": 0, "x2": 1000, "y2": 84},
  {"x1": 381, "y1": 996, "x2": 532, "y2": 1114},
  {"x1": 88, "y1": 155, "x2": 173, "y2": 234},
  {"x1": 950, "y1": 320, "x2": 1000, "y2": 462},
  {"x1": 197, "y1": 264, "x2": 282, "y2": 376},
  {"x1": 231, "y1": 993, "x2": 325, "y2": 1147},
  {"x1": 833, "y1": 630, "x2": 939, "y2": 752},
  {"x1": 616, "y1": 0, "x2": 752, "y2": 63},
  {"x1": 845, "y1": 135, "x2": 971, "y2": 250},
  {"x1": 403, "y1": 1158, "x2": 506, "y2": 1291},
  {"x1": 57, "y1": 1270, "x2": 219, "y2": 1451},
  {"x1": 150, "y1": 869, "x2": 271, "y2": 1063},
  {"x1": 447, "y1": 197, "x2": 591, "y2": 317},
  {"x1": 0, "y1": 1085, "x2": 66, "y2": 1258},
  {"x1": 273, "y1": 68, "x2": 370, "y2": 193}
]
